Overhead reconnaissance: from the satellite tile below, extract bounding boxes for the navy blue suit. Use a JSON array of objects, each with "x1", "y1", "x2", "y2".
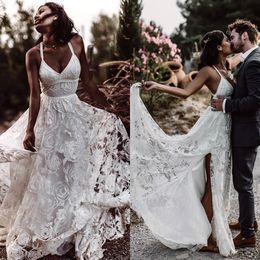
[{"x1": 225, "y1": 47, "x2": 260, "y2": 238}]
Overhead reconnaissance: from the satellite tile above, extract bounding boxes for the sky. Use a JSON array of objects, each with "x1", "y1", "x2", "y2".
[{"x1": 3, "y1": 0, "x2": 185, "y2": 44}]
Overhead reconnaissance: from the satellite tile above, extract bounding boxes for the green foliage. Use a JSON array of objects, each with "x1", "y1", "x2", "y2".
[
  {"x1": 133, "y1": 21, "x2": 181, "y2": 82},
  {"x1": 0, "y1": 1, "x2": 11, "y2": 36},
  {"x1": 0, "y1": 0, "x2": 35, "y2": 122},
  {"x1": 140, "y1": 91, "x2": 174, "y2": 116},
  {"x1": 132, "y1": 21, "x2": 181, "y2": 114},
  {"x1": 90, "y1": 14, "x2": 118, "y2": 65},
  {"x1": 90, "y1": 14, "x2": 119, "y2": 83},
  {"x1": 116, "y1": 0, "x2": 143, "y2": 60},
  {"x1": 172, "y1": 0, "x2": 260, "y2": 59},
  {"x1": 153, "y1": 66, "x2": 172, "y2": 82}
]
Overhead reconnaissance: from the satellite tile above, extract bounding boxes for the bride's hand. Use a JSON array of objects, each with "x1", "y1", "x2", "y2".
[
  {"x1": 23, "y1": 130, "x2": 36, "y2": 152},
  {"x1": 142, "y1": 81, "x2": 158, "y2": 91}
]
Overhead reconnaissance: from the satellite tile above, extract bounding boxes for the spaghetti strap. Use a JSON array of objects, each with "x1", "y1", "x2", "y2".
[
  {"x1": 212, "y1": 65, "x2": 222, "y2": 77},
  {"x1": 40, "y1": 42, "x2": 44, "y2": 60},
  {"x1": 68, "y1": 42, "x2": 75, "y2": 55}
]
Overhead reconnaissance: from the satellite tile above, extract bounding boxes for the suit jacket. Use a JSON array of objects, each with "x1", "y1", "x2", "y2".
[{"x1": 225, "y1": 47, "x2": 260, "y2": 147}]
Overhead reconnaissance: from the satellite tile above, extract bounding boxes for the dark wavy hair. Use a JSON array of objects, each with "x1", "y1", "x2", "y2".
[
  {"x1": 227, "y1": 19, "x2": 258, "y2": 44},
  {"x1": 35, "y1": 2, "x2": 77, "y2": 45},
  {"x1": 198, "y1": 30, "x2": 226, "y2": 69}
]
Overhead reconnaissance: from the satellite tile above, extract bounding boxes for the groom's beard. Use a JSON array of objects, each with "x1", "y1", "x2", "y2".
[
  {"x1": 231, "y1": 42, "x2": 244, "y2": 53},
  {"x1": 231, "y1": 35, "x2": 244, "y2": 53}
]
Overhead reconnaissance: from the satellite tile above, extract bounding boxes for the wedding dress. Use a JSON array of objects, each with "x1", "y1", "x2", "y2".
[
  {"x1": 0, "y1": 42, "x2": 130, "y2": 260},
  {"x1": 130, "y1": 66, "x2": 236, "y2": 256}
]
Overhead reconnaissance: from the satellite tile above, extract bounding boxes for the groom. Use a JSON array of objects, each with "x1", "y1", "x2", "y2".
[{"x1": 213, "y1": 19, "x2": 260, "y2": 248}]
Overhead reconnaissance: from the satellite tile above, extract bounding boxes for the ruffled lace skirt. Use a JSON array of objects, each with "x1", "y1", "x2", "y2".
[
  {"x1": 0, "y1": 93, "x2": 130, "y2": 259},
  {"x1": 130, "y1": 86, "x2": 236, "y2": 256}
]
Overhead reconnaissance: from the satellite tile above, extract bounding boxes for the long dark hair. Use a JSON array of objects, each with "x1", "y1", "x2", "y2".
[
  {"x1": 198, "y1": 30, "x2": 225, "y2": 69},
  {"x1": 35, "y1": 2, "x2": 77, "y2": 45}
]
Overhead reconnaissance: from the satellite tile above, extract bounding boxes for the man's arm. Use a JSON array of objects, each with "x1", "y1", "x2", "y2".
[{"x1": 225, "y1": 60, "x2": 260, "y2": 113}]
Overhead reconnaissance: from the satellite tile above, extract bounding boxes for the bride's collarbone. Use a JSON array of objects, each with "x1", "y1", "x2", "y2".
[{"x1": 42, "y1": 49, "x2": 73, "y2": 73}]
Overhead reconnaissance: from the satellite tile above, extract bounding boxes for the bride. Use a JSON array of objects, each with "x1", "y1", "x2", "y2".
[
  {"x1": 0, "y1": 2, "x2": 129, "y2": 260},
  {"x1": 131, "y1": 30, "x2": 237, "y2": 256}
]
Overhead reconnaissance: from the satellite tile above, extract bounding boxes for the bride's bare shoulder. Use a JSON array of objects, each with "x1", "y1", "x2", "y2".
[
  {"x1": 196, "y1": 66, "x2": 217, "y2": 81},
  {"x1": 70, "y1": 34, "x2": 84, "y2": 56},
  {"x1": 199, "y1": 65, "x2": 216, "y2": 74},
  {"x1": 25, "y1": 45, "x2": 41, "y2": 65}
]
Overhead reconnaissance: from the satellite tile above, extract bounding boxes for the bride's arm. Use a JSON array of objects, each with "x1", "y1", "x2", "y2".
[
  {"x1": 226, "y1": 53, "x2": 242, "y2": 70},
  {"x1": 144, "y1": 67, "x2": 210, "y2": 99},
  {"x1": 23, "y1": 48, "x2": 41, "y2": 151},
  {"x1": 73, "y1": 35, "x2": 110, "y2": 109}
]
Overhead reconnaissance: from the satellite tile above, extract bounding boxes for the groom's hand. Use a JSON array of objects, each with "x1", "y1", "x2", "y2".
[{"x1": 211, "y1": 96, "x2": 224, "y2": 111}]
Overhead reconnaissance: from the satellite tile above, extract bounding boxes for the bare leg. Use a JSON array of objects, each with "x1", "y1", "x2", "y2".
[
  {"x1": 201, "y1": 153, "x2": 213, "y2": 222},
  {"x1": 200, "y1": 154, "x2": 218, "y2": 251}
]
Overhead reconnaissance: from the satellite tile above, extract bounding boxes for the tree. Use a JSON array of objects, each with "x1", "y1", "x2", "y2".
[
  {"x1": 172, "y1": 0, "x2": 260, "y2": 59},
  {"x1": 90, "y1": 13, "x2": 118, "y2": 65},
  {"x1": 0, "y1": 0, "x2": 11, "y2": 46},
  {"x1": 89, "y1": 14, "x2": 118, "y2": 83},
  {"x1": 116, "y1": 0, "x2": 142, "y2": 60},
  {"x1": 0, "y1": 0, "x2": 35, "y2": 122}
]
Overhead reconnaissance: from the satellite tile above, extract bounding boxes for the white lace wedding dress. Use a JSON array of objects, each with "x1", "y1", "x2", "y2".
[
  {"x1": 0, "y1": 42, "x2": 130, "y2": 260},
  {"x1": 130, "y1": 66, "x2": 236, "y2": 257}
]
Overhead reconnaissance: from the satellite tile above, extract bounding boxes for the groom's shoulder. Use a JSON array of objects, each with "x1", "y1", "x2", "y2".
[
  {"x1": 246, "y1": 48, "x2": 260, "y2": 65},
  {"x1": 252, "y1": 47, "x2": 260, "y2": 58},
  {"x1": 251, "y1": 47, "x2": 260, "y2": 58},
  {"x1": 255, "y1": 47, "x2": 260, "y2": 53}
]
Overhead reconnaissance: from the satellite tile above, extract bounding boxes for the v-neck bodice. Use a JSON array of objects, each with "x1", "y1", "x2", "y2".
[{"x1": 39, "y1": 42, "x2": 81, "y2": 97}]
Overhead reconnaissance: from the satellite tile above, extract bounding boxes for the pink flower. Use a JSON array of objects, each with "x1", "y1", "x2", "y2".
[
  {"x1": 170, "y1": 50, "x2": 177, "y2": 57},
  {"x1": 136, "y1": 21, "x2": 182, "y2": 81},
  {"x1": 151, "y1": 53, "x2": 157, "y2": 59},
  {"x1": 173, "y1": 55, "x2": 182, "y2": 63},
  {"x1": 141, "y1": 53, "x2": 148, "y2": 65},
  {"x1": 172, "y1": 43, "x2": 177, "y2": 49}
]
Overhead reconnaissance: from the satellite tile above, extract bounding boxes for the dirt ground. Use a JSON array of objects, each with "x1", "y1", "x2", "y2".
[{"x1": 0, "y1": 225, "x2": 129, "y2": 259}]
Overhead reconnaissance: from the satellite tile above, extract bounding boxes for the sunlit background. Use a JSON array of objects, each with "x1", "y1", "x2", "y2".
[
  {"x1": 4, "y1": 0, "x2": 183, "y2": 44},
  {"x1": 1, "y1": 0, "x2": 260, "y2": 131}
]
